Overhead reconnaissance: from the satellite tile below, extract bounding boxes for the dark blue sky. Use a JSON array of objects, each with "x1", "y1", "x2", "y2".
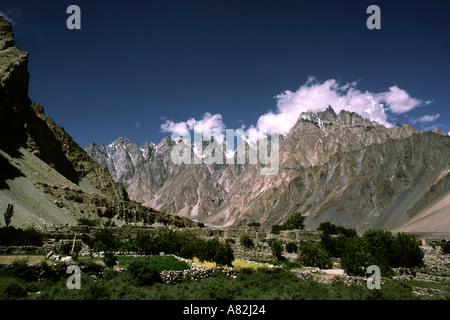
[{"x1": 2, "y1": 0, "x2": 449, "y2": 147}]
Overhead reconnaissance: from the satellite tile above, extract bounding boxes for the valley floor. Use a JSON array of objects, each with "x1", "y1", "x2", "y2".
[{"x1": 0, "y1": 245, "x2": 448, "y2": 301}]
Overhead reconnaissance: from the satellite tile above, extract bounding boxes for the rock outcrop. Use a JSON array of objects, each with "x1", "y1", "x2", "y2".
[{"x1": 0, "y1": 16, "x2": 198, "y2": 229}]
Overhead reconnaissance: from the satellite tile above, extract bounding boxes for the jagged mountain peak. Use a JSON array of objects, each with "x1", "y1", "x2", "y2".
[
  {"x1": 294, "y1": 106, "x2": 378, "y2": 134},
  {"x1": 298, "y1": 105, "x2": 337, "y2": 123}
]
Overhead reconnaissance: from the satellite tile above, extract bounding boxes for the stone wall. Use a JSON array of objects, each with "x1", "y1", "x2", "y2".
[
  {"x1": 0, "y1": 246, "x2": 46, "y2": 254},
  {"x1": 220, "y1": 226, "x2": 266, "y2": 241},
  {"x1": 16, "y1": 225, "x2": 321, "y2": 259},
  {"x1": 231, "y1": 242, "x2": 275, "y2": 261},
  {"x1": 271, "y1": 229, "x2": 321, "y2": 243}
]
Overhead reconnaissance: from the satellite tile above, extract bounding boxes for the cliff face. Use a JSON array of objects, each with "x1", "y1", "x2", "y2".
[
  {"x1": 0, "y1": 16, "x2": 198, "y2": 229},
  {"x1": 0, "y1": 17, "x2": 30, "y2": 147},
  {"x1": 0, "y1": 16, "x2": 128, "y2": 201}
]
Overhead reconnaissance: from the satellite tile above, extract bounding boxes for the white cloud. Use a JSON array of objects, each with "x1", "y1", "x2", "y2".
[
  {"x1": 251, "y1": 77, "x2": 427, "y2": 136},
  {"x1": 375, "y1": 86, "x2": 422, "y2": 114},
  {"x1": 410, "y1": 113, "x2": 440, "y2": 124},
  {"x1": 160, "y1": 77, "x2": 428, "y2": 143},
  {"x1": 161, "y1": 112, "x2": 226, "y2": 142}
]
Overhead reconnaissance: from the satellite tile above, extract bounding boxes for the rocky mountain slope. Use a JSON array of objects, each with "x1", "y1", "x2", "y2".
[
  {"x1": 0, "y1": 17, "x2": 197, "y2": 229},
  {"x1": 86, "y1": 106, "x2": 450, "y2": 232}
]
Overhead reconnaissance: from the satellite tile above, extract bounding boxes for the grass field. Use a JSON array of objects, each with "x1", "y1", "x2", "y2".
[
  {"x1": 0, "y1": 255, "x2": 47, "y2": 265},
  {"x1": 0, "y1": 254, "x2": 448, "y2": 300}
]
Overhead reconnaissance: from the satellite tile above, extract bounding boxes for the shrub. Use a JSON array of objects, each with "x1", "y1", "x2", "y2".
[
  {"x1": 271, "y1": 239, "x2": 284, "y2": 260},
  {"x1": 117, "y1": 256, "x2": 189, "y2": 272},
  {"x1": 297, "y1": 241, "x2": 332, "y2": 269},
  {"x1": 103, "y1": 252, "x2": 118, "y2": 268},
  {"x1": 282, "y1": 212, "x2": 305, "y2": 230},
  {"x1": 78, "y1": 260, "x2": 105, "y2": 275},
  {"x1": 214, "y1": 241, "x2": 235, "y2": 267},
  {"x1": 197, "y1": 238, "x2": 234, "y2": 267},
  {"x1": 175, "y1": 232, "x2": 204, "y2": 259},
  {"x1": 285, "y1": 242, "x2": 298, "y2": 253},
  {"x1": 0, "y1": 226, "x2": 43, "y2": 246},
  {"x1": 441, "y1": 239, "x2": 450, "y2": 254},
  {"x1": 77, "y1": 218, "x2": 100, "y2": 227},
  {"x1": 225, "y1": 238, "x2": 235, "y2": 245},
  {"x1": 247, "y1": 222, "x2": 260, "y2": 227},
  {"x1": 22, "y1": 227, "x2": 44, "y2": 246},
  {"x1": 271, "y1": 212, "x2": 306, "y2": 234},
  {"x1": 0, "y1": 277, "x2": 27, "y2": 300},
  {"x1": 133, "y1": 231, "x2": 155, "y2": 255},
  {"x1": 271, "y1": 224, "x2": 284, "y2": 234},
  {"x1": 92, "y1": 228, "x2": 121, "y2": 252},
  {"x1": 318, "y1": 222, "x2": 338, "y2": 235},
  {"x1": 126, "y1": 260, "x2": 162, "y2": 286},
  {"x1": 4, "y1": 259, "x2": 38, "y2": 282},
  {"x1": 37, "y1": 261, "x2": 67, "y2": 282},
  {"x1": 240, "y1": 234, "x2": 254, "y2": 248}
]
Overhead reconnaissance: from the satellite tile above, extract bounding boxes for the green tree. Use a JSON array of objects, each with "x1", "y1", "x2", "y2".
[
  {"x1": 271, "y1": 239, "x2": 284, "y2": 260},
  {"x1": 283, "y1": 212, "x2": 305, "y2": 230},
  {"x1": 441, "y1": 239, "x2": 450, "y2": 254},
  {"x1": 298, "y1": 241, "x2": 332, "y2": 269},
  {"x1": 4, "y1": 204, "x2": 13, "y2": 227},
  {"x1": 271, "y1": 224, "x2": 284, "y2": 234},
  {"x1": 133, "y1": 231, "x2": 155, "y2": 255},
  {"x1": 317, "y1": 222, "x2": 338, "y2": 235},
  {"x1": 247, "y1": 222, "x2": 260, "y2": 227},
  {"x1": 213, "y1": 241, "x2": 235, "y2": 267},
  {"x1": 240, "y1": 234, "x2": 254, "y2": 248},
  {"x1": 339, "y1": 237, "x2": 368, "y2": 276},
  {"x1": 285, "y1": 242, "x2": 298, "y2": 253},
  {"x1": 92, "y1": 228, "x2": 121, "y2": 252},
  {"x1": 319, "y1": 222, "x2": 357, "y2": 258},
  {"x1": 197, "y1": 238, "x2": 234, "y2": 267},
  {"x1": 103, "y1": 252, "x2": 118, "y2": 268},
  {"x1": 360, "y1": 229, "x2": 395, "y2": 276},
  {"x1": 391, "y1": 232, "x2": 424, "y2": 268}
]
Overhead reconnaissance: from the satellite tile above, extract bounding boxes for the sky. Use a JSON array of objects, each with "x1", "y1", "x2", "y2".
[{"x1": 1, "y1": 0, "x2": 449, "y2": 147}]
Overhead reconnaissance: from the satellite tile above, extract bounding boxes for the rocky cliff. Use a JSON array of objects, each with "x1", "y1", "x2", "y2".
[{"x1": 0, "y1": 16, "x2": 197, "y2": 229}]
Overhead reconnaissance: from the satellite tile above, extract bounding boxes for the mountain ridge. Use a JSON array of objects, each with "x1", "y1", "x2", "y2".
[{"x1": 84, "y1": 105, "x2": 450, "y2": 232}]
